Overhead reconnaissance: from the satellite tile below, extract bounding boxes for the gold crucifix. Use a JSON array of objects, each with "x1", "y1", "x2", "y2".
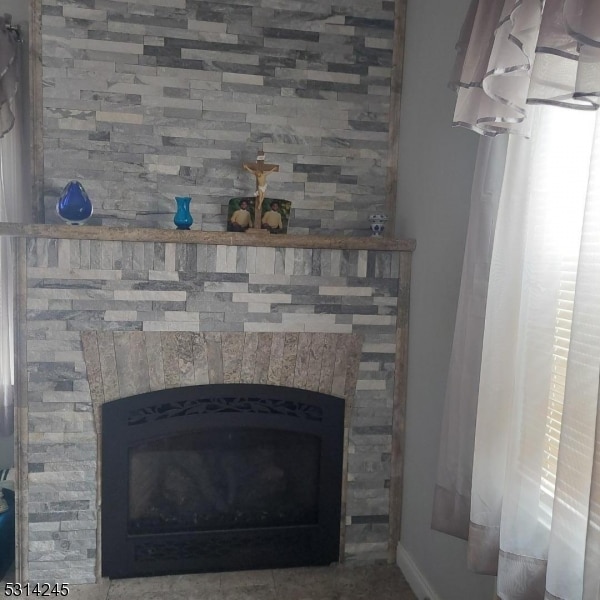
[{"x1": 243, "y1": 152, "x2": 279, "y2": 230}]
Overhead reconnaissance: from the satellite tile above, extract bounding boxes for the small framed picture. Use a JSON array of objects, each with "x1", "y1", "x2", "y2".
[
  {"x1": 227, "y1": 197, "x2": 291, "y2": 234},
  {"x1": 227, "y1": 197, "x2": 255, "y2": 232}
]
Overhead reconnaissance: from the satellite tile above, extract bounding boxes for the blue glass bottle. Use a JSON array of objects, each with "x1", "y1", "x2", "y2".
[
  {"x1": 174, "y1": 196, "x2": 193, "y2": 230},
  {"x1": 56, "y1": 180, "x2": 93, "y2": 225}
]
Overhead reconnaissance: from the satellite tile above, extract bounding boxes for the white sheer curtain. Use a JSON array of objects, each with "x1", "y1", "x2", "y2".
[
  {"x1": 0, "y1": 20, "x2": 23, "y2": 437},
  {"x1": 0, "y1": 16, "x2": 20, "y2": 139},
  {"x1": 435, "y1": 103, "x2": 600, "y2": 598},
  {"x1": 431, "y1": 134, "x2": 507, "y2": 540},
  {"x1": 473, "y1": 105, "x2": 600, "y2": 599},
  {"x1": 433, "y1": 2, "x2": 600, "y2": 596}
]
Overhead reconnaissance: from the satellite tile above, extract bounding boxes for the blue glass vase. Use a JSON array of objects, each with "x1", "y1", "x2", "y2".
[
  {"x1": 174, "y1": 196, "x2": 193, "y2": 230},
  {"x1": 56, "y1": 180, "x2": 93, "y2": 225}
]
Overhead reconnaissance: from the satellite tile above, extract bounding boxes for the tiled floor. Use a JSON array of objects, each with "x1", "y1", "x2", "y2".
[{"x1": 64, "y1": 564, "x2": 418, "y2": 600}]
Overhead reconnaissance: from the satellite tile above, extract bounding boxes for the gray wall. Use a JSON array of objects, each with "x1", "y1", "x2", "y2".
[
  {"x1": 4, "y1": 0, "x2": 28, "y2": 24},
  {"x1": 396, "y1": 0, "x2": 496, "y2": 598}
]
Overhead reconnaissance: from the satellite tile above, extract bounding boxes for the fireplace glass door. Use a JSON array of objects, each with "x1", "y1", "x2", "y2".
[
  {"x1": 128, "y1": 428, "x2": 320, "y2": 535},
  {"x1": 102, "y1": 384, "x2": 344, "y2": 578}
]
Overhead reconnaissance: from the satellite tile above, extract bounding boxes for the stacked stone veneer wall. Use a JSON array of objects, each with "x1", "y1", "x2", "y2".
[
  {"x1": 40, "y1": 0, "x2": 395, "y2": 232},
  {"x1": 23, "y1": 237, "x2": 403, "y2": 583}
]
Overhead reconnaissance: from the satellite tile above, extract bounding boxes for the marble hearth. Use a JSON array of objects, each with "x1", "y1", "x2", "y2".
[{"x1": 6, "y1": 226, "x2": 413, "y2": 584}]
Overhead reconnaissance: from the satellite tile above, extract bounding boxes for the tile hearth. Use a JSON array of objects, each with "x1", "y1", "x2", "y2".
[{"x1": 68, "y1": 565, "x2": 418, "y2": 600}]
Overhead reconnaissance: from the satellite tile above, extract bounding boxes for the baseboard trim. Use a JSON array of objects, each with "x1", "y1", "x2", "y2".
[{"x1": 396, "y1": 543, "x2": 442, "y2": 600}]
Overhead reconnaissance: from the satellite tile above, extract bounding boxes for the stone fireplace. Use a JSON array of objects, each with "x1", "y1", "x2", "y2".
[
  {"x1": 4, "y1": 0, "x2": 412, "y2": 586},
  {"x1": 8, "y1": 227, "x2": 413, "y2": 584}
]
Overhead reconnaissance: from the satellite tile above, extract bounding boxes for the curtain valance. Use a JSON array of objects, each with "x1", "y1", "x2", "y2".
[
  {"x1": 0, "y1": 16, "x2": 20, "y2": 139},
  {"x1": 453, "y1": 0, "x2": 600, "y2": 136}
]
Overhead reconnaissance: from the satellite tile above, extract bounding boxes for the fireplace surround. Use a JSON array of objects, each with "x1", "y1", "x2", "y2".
[
  {"x1": 101, "y1": 383, "x2": 345, "y2": 578},
  {"x1": 4, "y1": 225, "x2": 413, "y2": 584},
  {"x1": 5, "y1": 0, "x2": 413, "y2": 584}
]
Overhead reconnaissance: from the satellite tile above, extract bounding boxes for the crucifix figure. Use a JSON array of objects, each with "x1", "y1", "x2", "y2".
[{"x1": 243, "y1": 152, "x2": 279, "y2": 230}]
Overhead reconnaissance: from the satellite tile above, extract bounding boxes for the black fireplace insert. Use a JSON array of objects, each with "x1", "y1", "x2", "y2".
[{"x1": 101, "y1": 384, "x2": 345, "y2": 578}]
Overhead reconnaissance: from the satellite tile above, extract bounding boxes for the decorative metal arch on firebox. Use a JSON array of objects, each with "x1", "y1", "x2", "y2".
[{"x1": 101, "y1": 383, "x2": 345, "y2": 579}]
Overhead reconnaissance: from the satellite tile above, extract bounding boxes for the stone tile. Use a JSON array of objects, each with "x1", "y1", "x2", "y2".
[
  {"x1": 192, "y1": 332, "x2": 210, "y2": 384},
  {"x1": 175, "y1": 331, "x2": 195, "y2": 385},
  {"x1": 266, "y1": 333, "x2": 285, "y2": 385},
  {"x1": 240, "y1": 333, "x2": 258, "y2": 384},
  {"x1": 336, "y1": 566, "x2": 415, "y2": 600},
  {"x1": 272, "y1": 566, "x2": 336, "y2": 589},
  {"x1": 218, "y1": 569, "x2": 274, "y2": 589},
  {"x1": 107, "y1": 588, "x2": 173, "y2": 600},
  {"x1": 160, "y1": 331, "x2": 181, "y2": 388},
  {"x1": 80, "y1": 332, "x2": 104, "y2": 405},
  {"x1": 96, "y1": 332, "x2": 120, "y2": 403},
  {"x1": 293, "y1": 332, "x2": 311, "y2": 389},
  {"x1": 306, "y1": 332, "x2": 326, "y2": 392},
  {"x1": 109, "y1": 572, "x2": 224, "y2": 598},
  {"x1": 280, "y1": 332, "x2": 299, "y2": 386},
  {"x1": 67, "y1": 580, "x2": 110, "y2": 600},
  {"x1": 171, "y1": 572, "x2": 222, "y2": 591},
  {"x1": 221, "y1": 585, "x2": 276, "y2": 600},
  {"x1": 221, "y1": 332, "x2": 244, "y2": 384},
  {"x1": 253, "y1": 333, "x2": 272, "y2": 384},
  {"x1": 108, "y1": 575, "x2": 185, "y2": 596},
  {"x1": 114, "y1": 331, "x2": 151, "y2": 397},
  {"x1": 145, "y1": 331, "x2": 166, "y2": 391},
  {"x1": 205, "y1": 332, "x2": 224, "y2": 384},
  {"x1": 177, "y1": 592, "x2": 223, "y2": 600}
]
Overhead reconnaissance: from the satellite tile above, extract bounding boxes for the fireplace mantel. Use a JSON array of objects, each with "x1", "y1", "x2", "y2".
[{"x1": 0, "y1": 223, "x2": 416, "y2": 252}]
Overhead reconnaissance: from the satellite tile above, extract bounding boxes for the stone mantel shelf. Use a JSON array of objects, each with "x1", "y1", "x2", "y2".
[{"x1": 0, "y1": 223, "x2": 416, "y2": 251}]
